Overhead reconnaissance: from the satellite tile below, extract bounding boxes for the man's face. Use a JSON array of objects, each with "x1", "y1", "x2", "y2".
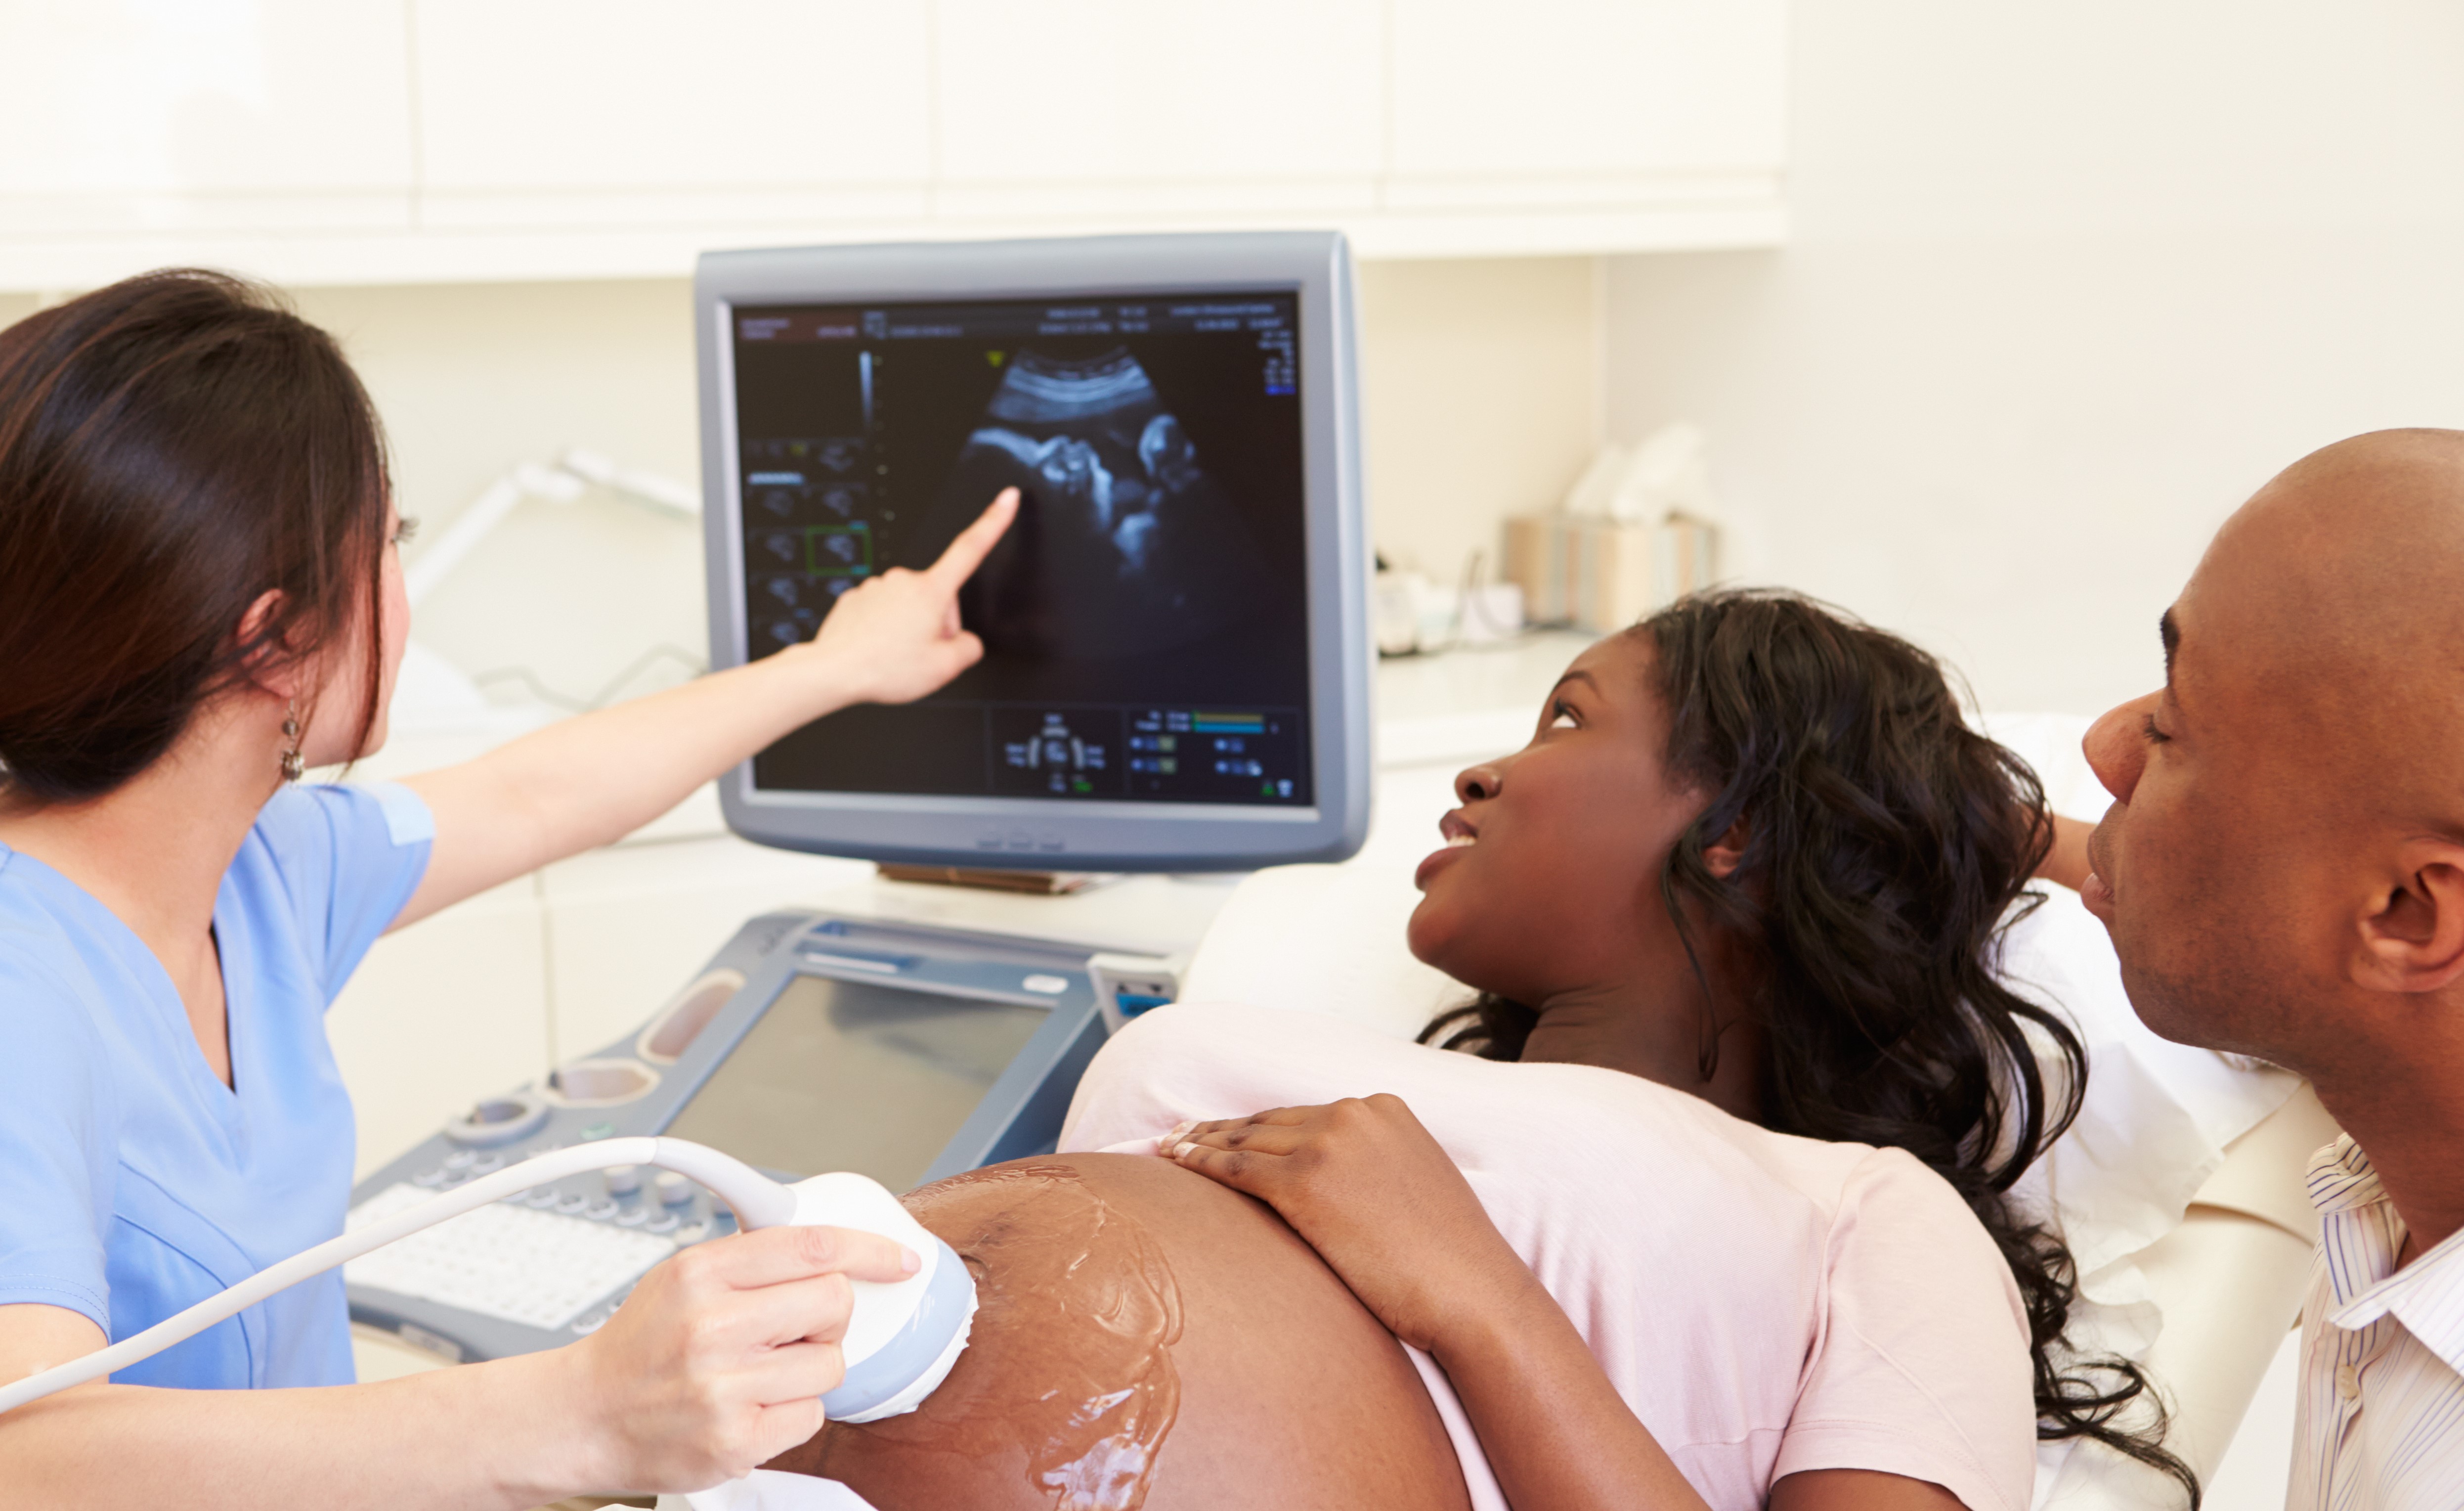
[{"x1": 2079, "y1": 506, "x2": 2338, "y2": 1060}]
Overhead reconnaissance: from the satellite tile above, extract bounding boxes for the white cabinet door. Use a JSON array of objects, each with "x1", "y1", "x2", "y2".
[
  {"x1": 933, "y1": 0, "x2": 1384, "y2": 223},
  {"x1": 1390, "y1": 0, "x2": 1785, "y2": 178},
  {"x1": 0, "y1": 0, "x2": 1785, "y2": 285},
  {"x1": 413, "y1": 0, "x2": 933, "y2": 231},
  {"x1": 0, "y1": 0, "x2": 412, "y2": 242},
  {"x1": 1376, "y1": 0, "x2": 1786, "y2": 253}
]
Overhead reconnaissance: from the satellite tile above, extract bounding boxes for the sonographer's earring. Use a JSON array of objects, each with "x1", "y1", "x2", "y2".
[{"x1": 280, "y1": 700, "x2": 305, "y2": 783}]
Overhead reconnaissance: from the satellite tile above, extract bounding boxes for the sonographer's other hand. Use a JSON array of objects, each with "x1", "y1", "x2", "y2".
[
  {"x1": 1161, "y1": 1095, "x2": 1540, "y2": 1358},
  {"x1": 801, "y1": 488, "x2": 1017, "y2": 705},
  {"x1": 563, "y1": 1223, "x2": 918, "y2": 1492}
]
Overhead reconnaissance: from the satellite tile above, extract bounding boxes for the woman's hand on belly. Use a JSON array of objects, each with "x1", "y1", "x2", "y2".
[
  {"x1": 1165, "y1": 1097, "x2": 1727, "y2": 1511},
  {"x1": 1159, "y1": 1095, "x2": 1536, "y2": 1354}
]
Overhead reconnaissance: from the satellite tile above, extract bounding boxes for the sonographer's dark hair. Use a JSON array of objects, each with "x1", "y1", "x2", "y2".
[
  {"x1": 0, "y1": 269, "x2": 390, "y2": 805},
  {"x1": 1422, "y1": 588, "x2": 2198, "y2": 1505}
]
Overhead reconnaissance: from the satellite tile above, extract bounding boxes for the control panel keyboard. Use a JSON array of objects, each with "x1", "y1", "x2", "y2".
[{"x1": 345, "y1": 1183, "x2": 678, "y2": 1333}]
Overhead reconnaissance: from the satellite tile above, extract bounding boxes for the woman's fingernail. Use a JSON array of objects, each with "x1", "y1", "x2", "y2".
[
  {"x1": 1169, "y1": 1140, "x2": 1197, "y2": 1160},
  {"x1": 901, "y1": 1245, "x2": 922, "y2": 1275},
  {"x1": 1157, "y1": 1120, "x2": 1195, "y2": 1153}
]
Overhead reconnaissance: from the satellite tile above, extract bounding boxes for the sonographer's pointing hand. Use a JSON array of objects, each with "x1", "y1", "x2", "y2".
[
  {"x1": 559, "y1": 1224, "x2": 918, "y2": 1492},
  {"x1": 802, "y1": 487, "x2": 1018, "y2": 704},
  {"x1": 390, "y1": 487, "x2": 1015, "y2": 927}
]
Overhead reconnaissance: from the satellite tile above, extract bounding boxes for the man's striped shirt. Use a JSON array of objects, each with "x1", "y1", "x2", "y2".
[{"x1": 2289, "y1": 1134, "x2": 2464, "y2": 1511}]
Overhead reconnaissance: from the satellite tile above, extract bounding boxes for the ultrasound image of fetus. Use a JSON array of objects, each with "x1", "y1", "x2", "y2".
[{"x1": 929, "y1": 350, "x2": 1271, "y2": 661}]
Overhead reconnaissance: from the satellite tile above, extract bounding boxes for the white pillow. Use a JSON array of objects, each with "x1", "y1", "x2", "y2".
[{"x1": 1178, "y1": 859, "x2": 1465, "y2": 1040}]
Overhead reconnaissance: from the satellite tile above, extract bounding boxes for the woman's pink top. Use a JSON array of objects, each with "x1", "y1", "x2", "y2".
[{"x1": 1060, "y1": 1004, "x2": 2035, "y2": 1511}]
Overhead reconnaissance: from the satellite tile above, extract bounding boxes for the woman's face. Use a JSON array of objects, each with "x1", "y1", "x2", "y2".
[
  {"x1": 299, "y1": 503, "x2": 411, "y2": 766},
  {"x1": 1406, "y1": 632, "x2": 1715, "y2": 1006}
]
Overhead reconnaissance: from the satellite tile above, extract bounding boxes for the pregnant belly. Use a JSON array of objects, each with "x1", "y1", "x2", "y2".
[{"x1": 765, "y1": 1152, "x2": 1470, "y2": 1511}]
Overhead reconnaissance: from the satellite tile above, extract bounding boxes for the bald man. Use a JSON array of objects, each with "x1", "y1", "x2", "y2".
[{"x1": 2073, "y1": 428, "x2": 2464, "y2": 1509}]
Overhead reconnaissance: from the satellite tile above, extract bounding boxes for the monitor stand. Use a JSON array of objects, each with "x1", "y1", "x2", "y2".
[{"x1": 874, "y1": 863, "x2": 1123, "y2": 897}]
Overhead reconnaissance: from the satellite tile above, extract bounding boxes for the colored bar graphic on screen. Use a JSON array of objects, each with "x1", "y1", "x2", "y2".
[{"x1": 1190, "y1": 713, "x2": 1266, "y2": 733}]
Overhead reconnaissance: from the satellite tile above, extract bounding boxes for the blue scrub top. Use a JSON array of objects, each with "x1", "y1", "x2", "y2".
[{"x1": 0, "y1": 781, "x2": 432, "y2": 1390}]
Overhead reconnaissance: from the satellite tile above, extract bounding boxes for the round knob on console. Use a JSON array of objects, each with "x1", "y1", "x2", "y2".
[
  {"x1": 603, "y1": 1164, "x2": 642, "y2": 1197},
  {"x1": 656, "y1": 1172, "x2": 696, "y2": 1207}
]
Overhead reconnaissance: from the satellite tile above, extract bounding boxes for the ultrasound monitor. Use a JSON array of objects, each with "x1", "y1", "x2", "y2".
[{"x1": 695, "y1": 231, "x2": 1371, "y2": 870}]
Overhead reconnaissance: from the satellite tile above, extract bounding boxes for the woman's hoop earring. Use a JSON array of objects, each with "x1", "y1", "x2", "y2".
[{"x1": 280, "y1": 700, "x2": 305, "y2": 783}]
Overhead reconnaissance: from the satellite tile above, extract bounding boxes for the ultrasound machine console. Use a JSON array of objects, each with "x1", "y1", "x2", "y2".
[
  {"x1": 346, "y1": 912, "x2": 1104, "y2": 1361},
  {"x1": 346, "y1": 230, "x2": 1368, "y2": 1367}
]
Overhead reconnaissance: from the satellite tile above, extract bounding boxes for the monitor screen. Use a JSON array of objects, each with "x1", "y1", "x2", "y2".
[
  {"x1": 730, "y1": 293, "x2": 1313, "y2": 808},
  {"x1": 696, "y1": 231, "x2": 1370, "y2": 870},
  {"x1": 661, "y1": 973, "x2": 1048, "y2": 1190}
]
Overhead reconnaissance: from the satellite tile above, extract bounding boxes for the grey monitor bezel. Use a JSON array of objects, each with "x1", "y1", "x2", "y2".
[{"x1": 694, "y1": 230, "x2": 1371, "y2": 871}]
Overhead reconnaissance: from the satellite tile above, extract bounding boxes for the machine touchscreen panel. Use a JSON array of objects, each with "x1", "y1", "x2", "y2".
[
  {"x1": 731, "y1": 291, "x2": 1313, "y2": 808},
  {"x1": 663, "y1": 974, "x2": 1048, "y2": 1189}
]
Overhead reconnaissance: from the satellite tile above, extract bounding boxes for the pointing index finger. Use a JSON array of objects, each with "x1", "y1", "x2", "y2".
[{"x1": 925, "y1": 487, "x2": 1020, "y2": 591}]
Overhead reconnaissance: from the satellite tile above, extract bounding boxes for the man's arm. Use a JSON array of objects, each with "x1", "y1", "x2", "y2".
[{"x1": 2038, "y1": 814, "x2": 2095, "y2": 891}]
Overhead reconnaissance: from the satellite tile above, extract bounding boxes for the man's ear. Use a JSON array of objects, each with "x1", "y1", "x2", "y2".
[
  {"x1": 2352, "y1": 841, "x2": 2464, "y2": 994},
  {"x1": 1703, "y1": 815, "x2": 1750, "y2": 880},
  {"x1": 234, "y1": 589, "x2": 306, "y2": 701}
]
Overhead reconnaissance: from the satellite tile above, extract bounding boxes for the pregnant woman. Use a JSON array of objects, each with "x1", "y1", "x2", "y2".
[{"x1": 761, "y1": 592, "x2": 2191, "y2": 1511}]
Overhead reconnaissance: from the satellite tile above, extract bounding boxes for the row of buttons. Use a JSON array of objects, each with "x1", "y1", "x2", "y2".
[
  {"x1": 570, "y1": 1289, "x2": 636, "y2": 1335},
  {"x1": 401, "y1": 1152, "x2": 733, "y2": 1268},
  {"x1": 412, "y1": 1149, "x2": 510, "y2": 1187},
  {"x1": 420, "y1": 1121, "x2": 627, "y2": 1180},
  {"x1": 975, "y1": 830, "x2": 1066, "y2": 852},
  {"x1": 566, "y1": 1267, "x2": 661, "y2": 1335},
  {"x1": 498, "y1": 1186, "x2": 710, "y2": 1242}
]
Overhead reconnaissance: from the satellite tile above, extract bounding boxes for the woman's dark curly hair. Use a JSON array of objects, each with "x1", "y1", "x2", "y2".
[{"x1": 1423, "y1": 588, "x2": 2196, "y2": 1505}]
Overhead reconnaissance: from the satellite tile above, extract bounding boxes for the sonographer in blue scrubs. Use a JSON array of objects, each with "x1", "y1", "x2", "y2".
[
  {"x1": 0, "y1": 271, "x2": 1016, "y2": 1508},
  {"x1": 0, "y1": 781, "x2": 434, "y2": 1393}
]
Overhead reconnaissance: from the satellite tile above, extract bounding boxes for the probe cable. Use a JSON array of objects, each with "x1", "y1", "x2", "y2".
[{"x1": 0, "y1": 1137, "x2": 796, "y2": 1415}]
